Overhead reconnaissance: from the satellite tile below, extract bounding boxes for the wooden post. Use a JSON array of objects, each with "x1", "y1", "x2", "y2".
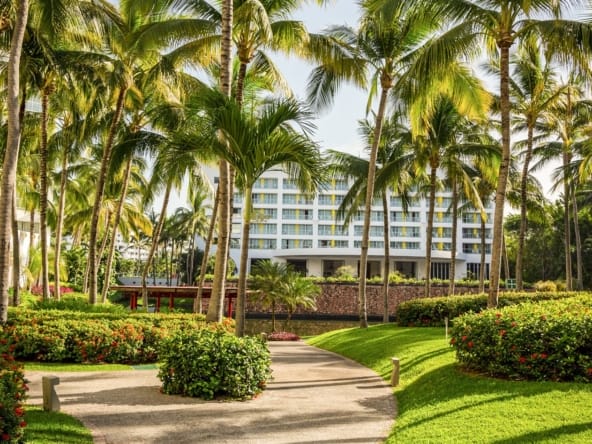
[
  {"x1": 42, "y1": 376, "x2": 60, "y2": 412},
  {"x1": 391, "y1": 357, "x2": 400, "y2": 387}
]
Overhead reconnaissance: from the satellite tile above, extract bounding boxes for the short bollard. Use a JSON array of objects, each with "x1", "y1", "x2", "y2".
[
  {"x1": 42, "y1": 376, "x2": 61, "y2": 412},
  {"x1": 391, "y1": 357, "x2": 400, "y2": 387}
]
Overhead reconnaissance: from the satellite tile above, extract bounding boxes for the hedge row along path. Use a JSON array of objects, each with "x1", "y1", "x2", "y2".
[{"x1": 25, "y1": 341, "x2": 396, "y2": 443}]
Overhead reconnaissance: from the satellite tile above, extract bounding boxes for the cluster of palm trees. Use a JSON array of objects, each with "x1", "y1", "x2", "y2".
[{"x1": 1, "y1": 0, "x2": 592, "y2": 333}]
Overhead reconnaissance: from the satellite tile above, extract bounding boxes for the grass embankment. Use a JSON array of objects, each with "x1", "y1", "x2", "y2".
[
  {"x1": 24, "y1": 407, "x2": 93, "y2": 444},
  {"x1": 308, "y1": 325, "x2": 592, "y2": 443},
  {"x1": 24, "y1": 362, "x2": 133, "y2": 371}
]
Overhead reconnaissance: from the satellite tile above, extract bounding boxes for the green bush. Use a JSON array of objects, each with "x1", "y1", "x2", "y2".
[
  {"x1": 2, "y1": 309, "x2": 226, "y2": 364},
  {"x1": 396, "y1": 291, "x2": 586, "y2": 327},
  {"x1": 31, "y1": 293, "x2": 127, "y2": 314},
  {"x1": 533, "y1": 280, "x2": 557, "y2": 292},
  {"x1": 158, "y1": 330, "x2": 271, "y2": 400},
  {"x1": 450, "y1": 295, "x2": 592, "y2": 382},
  {"x1": 0, "y1": 336, "x2": 28, "y2": 443}
]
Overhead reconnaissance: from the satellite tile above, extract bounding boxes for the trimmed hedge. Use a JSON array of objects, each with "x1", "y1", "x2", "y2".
[
  {"x1": 2, "y1": 309, "x2": 233, "y2": 364},
  {"x1": 396, "y1": 291, "x2": 588, "y2": 327},
  {"x1": 450, "y1": 295, "x2": 592, "y2": 382},
  {"x1": 158, "y1": 330, "x2": 271, "y2": 400},
  {"x1": 1, "y1": 336, "x2": 28, "y2": 443}
]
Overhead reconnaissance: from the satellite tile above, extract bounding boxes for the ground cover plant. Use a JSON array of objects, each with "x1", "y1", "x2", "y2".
[
  {"x1": 308, "y1": 325, "x2": 592, "y2": 443},
  {"x1": 0, "y1": 336, "x2": 28, "y2": 443},
  {"x1": 452, "y1": 295, "x2": 592, "y2": 381},
  {"x1": 396, "y1": 291, "x2": 585, "y2": 326},
  {"x1": 158, "y1": 329, "x2": 271, "y2": 400}
]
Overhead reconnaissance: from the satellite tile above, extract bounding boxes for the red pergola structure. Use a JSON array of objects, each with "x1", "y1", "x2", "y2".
[{"x1": 110, "y1": 285, "x2": 237, "y2": 317}]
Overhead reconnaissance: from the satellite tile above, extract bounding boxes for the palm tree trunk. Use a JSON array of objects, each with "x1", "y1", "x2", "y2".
[
  {"x1": 236, "y1": 185, "x2": 253, "y2": 337},
  {"x1": 479, "y1": 215, "x2": 486, "y2": 293},
  {"x1": 425, "y1": 164, "x2": 437, "y2": 298},
  {"x1": 11, "y1": 189, "x2": 20, "y2": 306},
  {"x1": 54, "y1": 146, "x2": 69, "y2": 301},
  {"x1": 382, "y1": 191, "x2": 390, "y2": 323},
  {"x1": 194, "y1": 187, "x2": 219, "y2": 313},
  {"x1": 449, "y1": 179, "x2": 458, "y2": 296},
  {"x1": 207, "y1": 0, "x2": 233, "y2": 323},
  {"x1": 359, "y1": 83, "x2": 390, "y2": 328},
  {"x1": 488, "y1": 41, "x2": 512, "y2": 308},
  {"x1": 572, "y1": 191, "x2": 583, "y2": 290},
  {"x1": 101, "y1": 156, "x2": 133, "y2": 303},
  {"x1": 502, "y1": 230, "x2": 510, "y2": 283},
  {"x1": 516, "y1": 123, "x2": 534, "y2": 291},
  {"x1": 0, "y1": 0, "x2": 29, "y2": 324},
  {"x1": 28, "y1": 209, "x2": 35, "y2": 270},
  {"x1": 39, "y1": 86, "x2": 51, "y2": 301},
  {"x1": 88, "y1": 86, "x2": 127, "y2": 304},
  {"x1": 563, "y1": 151, "x2": 572, "y2": 291},
  {"x1": 142, "y1": 183, "x2": 172, "y2": 310}
]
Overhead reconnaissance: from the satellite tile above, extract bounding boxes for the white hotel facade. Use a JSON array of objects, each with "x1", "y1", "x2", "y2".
[{"x1": 214, "y1": 169, "x2": 492, "y2": 280}]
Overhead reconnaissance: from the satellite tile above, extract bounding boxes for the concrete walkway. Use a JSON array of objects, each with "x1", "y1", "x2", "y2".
[{"x1": 26, "y1": 342, "x2": 396, "y2": 444}]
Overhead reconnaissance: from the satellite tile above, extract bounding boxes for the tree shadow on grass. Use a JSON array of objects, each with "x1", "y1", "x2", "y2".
[{"x1": 492, "y1": 422, "x2": 592, "y2": 443}]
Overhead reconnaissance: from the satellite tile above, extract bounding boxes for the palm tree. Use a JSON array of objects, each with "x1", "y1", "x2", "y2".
[
  {"x1": 417, "y1": 0, "x2": 592, "y2": 307},
  {"x1": 250, "y1": 260, "x2": 291, "y2": 333},
  {"x1": 329, "y1": 112, "x2": 414, "y2": 323},
  {"x1": 0, "y1": 0, "x2": 29, "y2": 323},
  {"x1": 307, "y1": 2, "x2": 439, "y2": 327},
  {"x1": 281, "y1": 272, "x2": 320, "y2": 330},
  {"x1": 186, "y1": 88, "x2": 323, "y2": 336}
]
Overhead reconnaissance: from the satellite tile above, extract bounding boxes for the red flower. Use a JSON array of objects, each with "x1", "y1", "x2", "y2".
[
  {"x1": 19, "y1": 421, "x2": 27, "y2": 428},
  {"x1": 495, "y1": 313, "x2": 502, "y2": 318},
  {"x1": 587, "y1": 368, "x2": 592, "y2": 376},
  {"x1": 499, "y1": 330, "x2": 506, "y2": 337},
  {"x1": 450, "y1": 337, "x2": 456, "y2": 345},
  {"x1": 540, "y1": 353, "x2": 548, "y2": 359},
  {"x1": 14, "y1": 406, "x2": 24, "y2": 416},
  {"x1": 511, "y1": 322, "x2": 517, "y2": 327},
  {"x1": 531, "y1": 353, "x2": 538, "y2": 359},
  {"x1": 467, "y1": 341, "x2": 474, "y2": 348},
  {"x1": 461, "y1": 335, "x2": 468, "y2": 342},
  {"x1": 519, "y1": 356, "x2": 527, "y2": 364},
  {"x1": 2, "y1": 433, "x2": 10, "y2": 441}
]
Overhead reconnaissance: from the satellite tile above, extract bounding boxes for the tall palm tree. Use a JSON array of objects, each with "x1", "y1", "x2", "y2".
[
  {"x1": 417, "y1": 0, "x2": 592, "y2": 307},
  {"x1": 306, "y1": 2, "x2": 439, "y2": 327},
  {"x1": 0, "y1": 0, "x2": 29, "y2": 324},
  {"x1": 186, "y1": 88, "x2": 324, "y2": 336},
  {"x1": 250, "y1": 259, "x2": 291, "y2": 332},
  {"x1": 329, "y1": 112, "x2": 414, "y2": 323}
]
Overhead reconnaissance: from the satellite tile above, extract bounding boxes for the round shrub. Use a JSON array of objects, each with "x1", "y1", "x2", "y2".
[
  {"x1": 450, "y1": 296, "x2": 592, "y2": 382},
  {"x1": 158, "y1": 330, "x2": 271, "y2": 400},
  {"x1": 0, "y1": 335, "x2": 28, "y2": 443},
  {"x1": 533, "y1": 280, "x2": 557, "y2": 292}
]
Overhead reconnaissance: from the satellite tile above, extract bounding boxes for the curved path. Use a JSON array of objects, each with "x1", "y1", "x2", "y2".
[{"x1": 26, "y1": 341, "x2": 396, "y2": 444}]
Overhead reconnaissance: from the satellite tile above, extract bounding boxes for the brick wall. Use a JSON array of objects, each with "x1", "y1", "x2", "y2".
[{"x1": 245, "y1": 283, "x2": 483, "y2": 319}]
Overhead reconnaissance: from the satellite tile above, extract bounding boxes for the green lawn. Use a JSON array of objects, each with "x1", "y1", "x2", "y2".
[
  {"x1": 24, "y1": 362, "x2": 133, "y2": 371},
  {"x1": 308, "y1": 324, "x2": 592, "y2": 443},
  {"x1": 24, "y1": 407, "x2": 93, "y2": 444}
]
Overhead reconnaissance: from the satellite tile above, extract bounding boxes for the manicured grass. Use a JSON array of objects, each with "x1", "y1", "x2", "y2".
[
  {"x1": 308, "y1": 324, "x2": 592, "y2": 443},
  {"x1": 24, "y1": 406, "x2": 93, "y2": 444},
  {"x1": 24, "y1": 362, "x2": 132, "y2": 371}
]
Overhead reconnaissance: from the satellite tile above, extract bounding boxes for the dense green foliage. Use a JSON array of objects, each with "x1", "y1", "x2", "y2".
[
  {"x1": 158, "y1": 330, "x2": 271, "y2": 400},
  {"x1": 2, "y1": 309, "x2": 224, "y2": 364},
  {"x1": 309, "y1": 324, "x2": 592, "y2": 443},
  {"x1": 396, "y1": 291, "x2": 585, "y2": 326},
  {"x1": 1, "y1": 336, "x2": 28, "y2": 443},
  {"x1": 451, "y1": 296, "x2": 592, "y2": 381}
]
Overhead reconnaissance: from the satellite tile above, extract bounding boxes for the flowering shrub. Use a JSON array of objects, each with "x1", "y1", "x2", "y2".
[
  {"x1": 450, "y1": 295, "x2": 592, "y2": 382},
  {"x1": 158, "y1": 330, "x2": 271, "y2": 400},
  {"x1": 30, "y1": 285, "x2": 74, "y2": 297},
  {"x1": 0, "y1": 335, "x2": 28, "y2": 443},
  {"x1": 267, "y1": 331, "x2": 300, "y2": 341},
  {"x1": 396, "y1": 291, "x2": 584, "y2": 327},
  {"x1": 2, "y1": 309, "x2": 226, "y2": 364}
]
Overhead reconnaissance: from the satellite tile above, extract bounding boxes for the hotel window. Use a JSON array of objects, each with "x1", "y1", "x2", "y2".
[
  {"x1": 431, "y1": 242, "x2": 452, "y2": 251},
  {"x1": 318, "y1": 209, "x2": 344, "y2": 221},
  {"x1": 354, "y1": 225, "x2": 383, "y2": 236},
  {"x1": 248, "y1": 238, "x2": 277, "y2": 249},
  {"x1": 233, "y1": 193, "x2": 243, "y2": 204},
  {"x1": 319, "y1": 239, "x2": 349, "y2": 248},
  {"x1": 250, "y1": 223, "x2": 277, "y2": 235},
  {"x1": 391, "y1": 211, "x2": 420, "y2": 222},
  {"x1": 282, "y1": 239, "x2": 313, "y2": 249},
  {"x1": 282, "y1": 193, "x2": 314, "y2": 205},
  {"x1": 281, "y1": 224, "x2": 313, "y2": 235},
  {"x1": 318, "y1": 224, "x2": 348, "y2": 236},
  {"x1": 391, "y1": 226, "x2": 420, "y2": 238},
  {"x1": 253, "y1": 178, "x2": 278, "y2": 189},
  {"x1": 318, "y1": 194, "x2": 344, "y2": 205},
  {"x1": 391, "y1": 241, "x2": 420, "y2": 250},
  {"x1": 251, "y1": 193, "x2": 277, "y2": 204},
  {"x1": 432, "y1": 227, "x2": 453, "y2": 238},
  {"x1": 435, "y1": 196, "x2": 453, "y2": 208},
  {"x1": 462, "y1": 212, "x2": 491, "y2": 224},
  {"x1": 354, "y1": 240, "x2": 384, "y2": 248},
  {"x1": 462, "y1": 228, "x2": 492, "y2": 239},
  {"x1": 431, "y1": 262, "x2": 450, "y2": 279},
  {"x1": 466, "y1": 263, "x2": 490, "y2": 280},
  {"x1": 252, "y1": 208, "x2": 277, "y2": 220},
  {"x1": 282, "y1": 209, "x2": 313, "y2": 220},
  {"x1": 462, "y1": 243, "x2": 492, "y2": 254},
  {"x1": 282, "y1": 178, "x2": 298, "y2": 189}
]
